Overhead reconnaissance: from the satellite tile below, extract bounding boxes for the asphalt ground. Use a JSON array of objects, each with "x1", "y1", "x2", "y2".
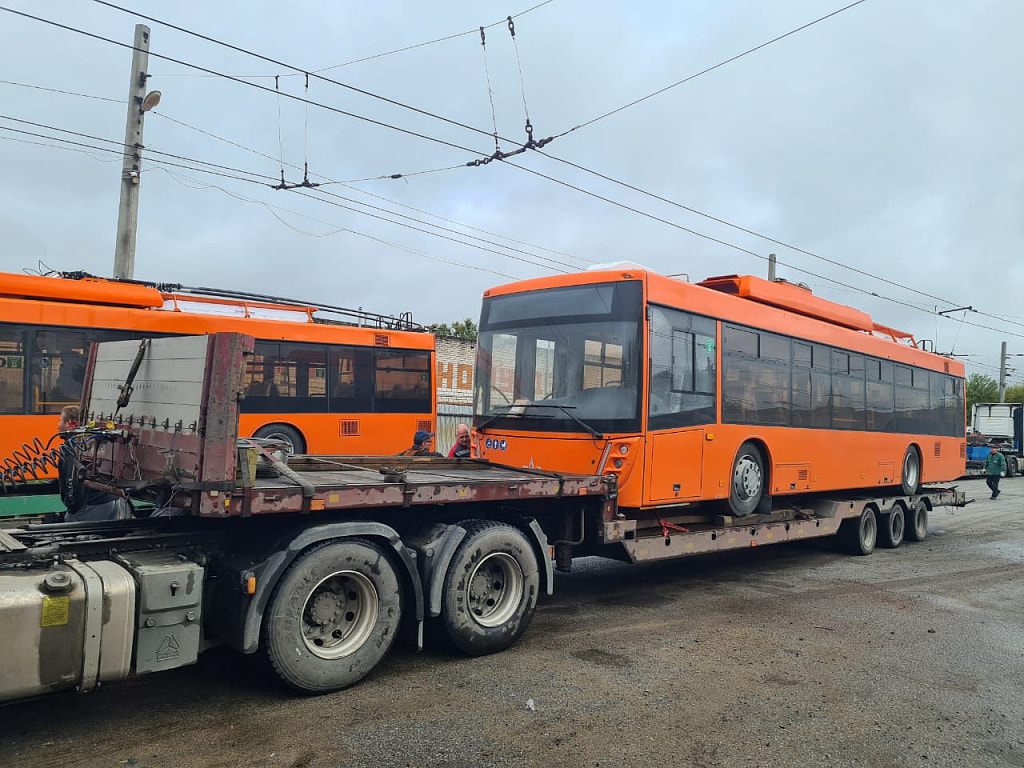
[{"x1": 2, "y1": 476, "x2": 1022, "y2": 768}]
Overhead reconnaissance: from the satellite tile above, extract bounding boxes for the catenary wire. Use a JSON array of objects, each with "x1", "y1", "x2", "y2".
[
  {"x1": 0, "y1": 89, "x2": 589, "y2": 268},
  {"x1": 0, "y1": 79, "x2": 123, "y2": 104},
  {"x1": 11, "y1": 114, "x2": 1024, "y2": 344},
  {"x1": 6, "y1": 10, "x2": 1022, "y2": 340},
  {"x1": 4, "y1": 123, "x2": 532, "y2": 277},
  {"x1": 101, "y1": 0, "x2": 984, "y2": 307},
  {"x1": 86, "y1": 1, "x2": 507, "y2": 147},
  {"x1": 0, "y1": 6, "x2": 494, "y2": 160},
  {"x1": 5, "y1": 49, "x2": 1000, "y2": 322},
  {"x1": 153, "y1": 166, "x2": 517, "y2": 278},
  {"x1": 140, "y1": 0, "x2": 557, "y2": 78},
  {"x1": 313, "y1": 0, "x2": 556, "y2": 73},
  {"x1": 553, "y1": 0, "x2": 871, "y2": 139},
  {"x1": 300, "y1": 186, "x2": 580, "y2": 271},
  {"x1": 0, "y1": 114, "x2": 279, "y2": 183}
]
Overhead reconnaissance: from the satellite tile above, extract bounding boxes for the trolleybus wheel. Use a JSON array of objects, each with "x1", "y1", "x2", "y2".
[
  {"x1": 900, "y1": 445, "x2": 921, "y2": 495},
  {"x1": 840, "y1": 504, "x2": 878, "y2": 556},
  {"x1": 905, "y1": 498, "x2": 928, "y2": 542},
  {"x1": 253, "y1": 424, "x2": 305, "y2": 455},
  {"x1": 440, "y1": 521, "x2": 540, "y2": 656},
  {"x1": 727, "y1": 442, "x2": 766, "y2": 517},
  {"x1": 262, "y1": 538, "x2": 402, "y2": 694},
  {"x1": 879, "y1": 501, "x2": 906, "y2": 549}
]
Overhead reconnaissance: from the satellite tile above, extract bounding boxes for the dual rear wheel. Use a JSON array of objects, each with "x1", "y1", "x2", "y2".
[{"x1": 262, "y1": 522, "x2": 541, "y2": 694}]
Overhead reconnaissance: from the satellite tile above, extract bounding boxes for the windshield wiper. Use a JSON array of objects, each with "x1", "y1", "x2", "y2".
[
  {"x1": 477, "y1": 409, "x2": 552, "y2": 434},
  {"x1": 484, "y1": 403, "x2": 602, "y2": 439},
  {"x1": 525, "y1": 404, "x2": 604, "y2": 439}
]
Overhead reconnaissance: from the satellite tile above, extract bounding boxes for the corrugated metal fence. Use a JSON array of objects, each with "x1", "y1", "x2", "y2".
[{"x1": 436, "y1": 403, "x2": 472, "y2": 456}]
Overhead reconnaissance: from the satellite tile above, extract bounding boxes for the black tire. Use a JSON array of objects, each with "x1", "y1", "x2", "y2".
[
  {"x1": 839, "y1": 505, "x2": 877, "y2": 556},
  {"x1": 900, "y1": 445, "x2": 921, "y2": 495},
  {"x1": 1007, "y1": 456, "x2": 1019, "y2": 478},
  {"x1": 727, "y1": 442, "x2": 766, "y2": 517},
  {"x1": 262, "y1": 538, "x2": 402, "y2": 694},
  {"x1": 440, "y1": 521, "x2": 540, "y2": 656},
  {"x1": 879, "y1": 501, "x2": 906, "y2": 549},
  {"x1": 253, "y1": 423, "x2": 305, "y2": 455},
  {"x1": 905, "y1": 498, "x2": 928, "y2": 542}
]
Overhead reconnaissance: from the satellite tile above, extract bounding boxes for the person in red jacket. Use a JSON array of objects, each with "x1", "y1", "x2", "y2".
[{"x1": 448, "y1": 424, "x2": 473, "y2": 458}]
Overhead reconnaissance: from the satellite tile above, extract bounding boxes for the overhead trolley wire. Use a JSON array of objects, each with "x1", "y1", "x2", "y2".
[
  {"x1": 8, "y1": 5, "x2": 1023, "y2": 339},
  {"x1": 552, "y1": 0, "x2": 871, "y2": 140},
  {"x1": 0, "y1": 5, "x2": 493, "y2": 160},
  {"x1": 85, "y1": 0, "x2": 508, "y2": 148},
  {"x1": 0, "y1": 79, "x2": 123, "y2": 104},
  {"x1": 154, "y1": 166, "x2": 517, "y2": 279},
  {"x1": 1, "y1": 85, "x2": 586, "y2": 269},
  {"x1": 0, "y1": 114, "x2": 279, "y2": 183},
  {"x1": 306, "y1": 185, "x2": 580, "y2": 272},
  {"x1": 313, "y1": 0, "x2": 556, "y2": 73},
  {"x1": 496, "y1": 155, "x2": 1024, "y2": 338}
]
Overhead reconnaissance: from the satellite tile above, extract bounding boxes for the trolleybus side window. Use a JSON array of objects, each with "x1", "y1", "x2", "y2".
[
  {"x1": 375, "y1": 349, "x2": 432, "y2": 413},
  {"x1": 722, "y1": 324, "x2": 790, "y2": 426},
  {"x1": 648, "y1": 305, "x2": 716, "y2": 429},
  {"x1": 866, "y1": 358, "x2": 895, "y2": 431},
  {"x1": 0, "y1": 326, "x2": 25, "y2": 415},
  {"x1": 831, "y1": 350, "x2": 866, "y2": 430},
  {"x1": 30, "y1": 327, "x2": 137, "y2": 415}
]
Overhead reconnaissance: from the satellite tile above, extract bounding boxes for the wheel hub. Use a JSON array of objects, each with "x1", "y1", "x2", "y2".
[
  {"x1": 301, "y1": 571, "x2": 378, "y2": 659},
  {"x1": 467, "y1": 552, "x2": 524, "y2": 628},
  {"x1": 734, "y1": 457, "x2": 761, "y2": 500}
]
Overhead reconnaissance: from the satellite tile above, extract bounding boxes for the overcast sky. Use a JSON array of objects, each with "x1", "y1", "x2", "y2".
[{"x1": 1, "y1": 1, "x2": 1021, "y2": 384}]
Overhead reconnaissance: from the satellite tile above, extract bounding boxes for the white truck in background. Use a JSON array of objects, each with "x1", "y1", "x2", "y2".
[{"x1": 965, "y1": 402, "x2": 1023, "y2": 477}]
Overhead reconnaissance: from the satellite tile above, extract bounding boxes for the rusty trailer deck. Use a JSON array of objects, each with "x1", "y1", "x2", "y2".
[
  {"x1": 601, "y1": 487, "x2": 964, "y2": 564},
  {"x1": 221, "y1": 455, "x2": 615, "y2": 518}
]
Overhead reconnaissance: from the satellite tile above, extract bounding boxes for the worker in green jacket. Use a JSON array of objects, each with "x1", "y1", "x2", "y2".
[{"x1": 984, "y1": 450, "x2": 1007, "y2": 500}]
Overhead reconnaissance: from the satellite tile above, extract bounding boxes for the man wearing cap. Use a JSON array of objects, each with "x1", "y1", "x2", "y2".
[{"x1": 400, "y1": 430, "x2": 439, "y2": 456}]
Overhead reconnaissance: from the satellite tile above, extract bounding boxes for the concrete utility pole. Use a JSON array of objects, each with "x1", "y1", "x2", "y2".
[
  {"x1": 998, "y1": 341, "x2": 1008, "y2": 403},
  {"x1": 113, "y1": 24, "x2": 158, "y2": 280},
  {"x1": 767, "y1": 253, "x2": 776, "y2": 282}
]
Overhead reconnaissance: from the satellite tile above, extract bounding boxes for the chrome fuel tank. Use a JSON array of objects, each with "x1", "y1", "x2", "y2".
[{"x1": 0, "y1": 560, "x2": 135, "y2": 702}]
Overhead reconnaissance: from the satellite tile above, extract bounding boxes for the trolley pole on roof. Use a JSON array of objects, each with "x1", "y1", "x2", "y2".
[{"x1": 113, "y1": 25, "x2": 160, "y2": 280}]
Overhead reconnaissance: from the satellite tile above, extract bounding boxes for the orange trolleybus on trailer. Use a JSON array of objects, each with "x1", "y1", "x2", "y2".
[
  {"x1": 473, "y1": 267, "x2": 965, "y2": 516},
  {"x1": 0, "y1": 271, "x2": 434, "y2": 484}
]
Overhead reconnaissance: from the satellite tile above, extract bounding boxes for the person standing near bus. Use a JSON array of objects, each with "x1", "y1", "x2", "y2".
[
  {"x1": 984, "y1": 449, "x2": 1007, "y2": 499},
  {"x1": 448, "y1": 424, "x2": 473, "y2": 458},
  {"x1": 400, "y1": 430, "x2": 439, "y2": 456},
  {"x1": 57, "y1": 405, "x2": 131, "y2": 522}
]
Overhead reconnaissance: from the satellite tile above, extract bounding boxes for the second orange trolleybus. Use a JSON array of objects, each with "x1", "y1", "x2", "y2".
[{"x1": 0, "y1": 271, "x2": 434, "y2": 489}]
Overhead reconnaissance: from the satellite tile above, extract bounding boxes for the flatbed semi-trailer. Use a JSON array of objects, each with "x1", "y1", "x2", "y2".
[{"x1": 0, "y1": 334, "x2": 964, "y2": 703}]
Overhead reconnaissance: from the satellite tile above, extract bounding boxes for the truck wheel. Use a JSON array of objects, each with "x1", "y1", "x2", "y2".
[
  {"x1": 879, "y1": 501, "x2": 906, "y2": 548},
  {"x1": 900, "y1": 446, "x2": 921, "y2": 495},
  {"x1": 1007, "y1": 456, "x2": 1019, "y2": 478},
  {"x1": 441, "y1": 521, "x2": 540, "y2": 656},
  {"x1": 253, "y1": 424, "x2": 305, "y2": 455},
  {"x1": 905, "y1": 498, "x2": 928, "y2": 542},
  {"x1": 839, "y1": 505, "x2": 877, "y2": 556},
  {"x1": 727, "y1": 442, "x2": 766, "y2": 517},
  {"x1": 262, "y1": 538, "x2": 402, "y2": 694}
]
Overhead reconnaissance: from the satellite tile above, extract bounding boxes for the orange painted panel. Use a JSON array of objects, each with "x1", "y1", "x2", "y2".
[{"x1": 645, "y1": 429, "x2": 704, "y2": 502}]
